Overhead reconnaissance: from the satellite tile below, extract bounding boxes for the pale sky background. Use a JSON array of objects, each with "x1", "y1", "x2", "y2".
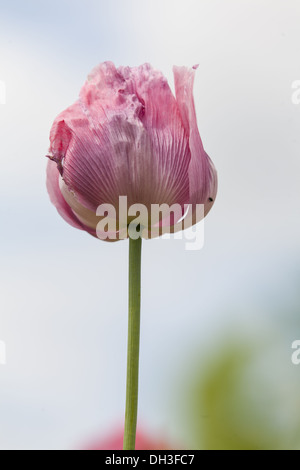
[{"x1": 0, "y1": 0, "x2": 300, "y2": 449}]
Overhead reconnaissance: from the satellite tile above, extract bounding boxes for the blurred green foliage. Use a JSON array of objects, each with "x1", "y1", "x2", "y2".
[{"x1": 182, "y1": 337, "x2": 300, "y2": 450}]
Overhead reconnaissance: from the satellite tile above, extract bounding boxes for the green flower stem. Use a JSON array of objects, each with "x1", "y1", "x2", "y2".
[{"x1": 123, "y1": 236, "x2": 142, "y2": 450}]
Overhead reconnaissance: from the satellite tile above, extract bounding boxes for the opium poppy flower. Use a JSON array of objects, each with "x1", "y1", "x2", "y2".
[
  {"x1": 46, "y1": 62, "x2": 217, "y2": 240},
  {"x1": 45, "y1": 62, "x2": 217, "y2": 450}
]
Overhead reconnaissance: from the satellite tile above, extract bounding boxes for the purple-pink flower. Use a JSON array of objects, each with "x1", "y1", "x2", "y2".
[{"x1": 46, "y1": 62, "x2": 217, "y2": 240}]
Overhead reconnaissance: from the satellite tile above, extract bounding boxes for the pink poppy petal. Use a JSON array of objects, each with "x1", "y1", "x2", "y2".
[
  {"x1": 173, "y1": 66, "x2": 218, "y2": 222},
  {"x1": 46, "y1": 159, "x2": 86, "y2": 231},
  {"x1": 47, "y1": 159, "x2": 116, "y2": 240},
  {"x1": 123, "y1": 63, "x2": 191, "y2": 206},
  {"x1": 64, "y1": 62, "x2": 190, "y2": 211}
]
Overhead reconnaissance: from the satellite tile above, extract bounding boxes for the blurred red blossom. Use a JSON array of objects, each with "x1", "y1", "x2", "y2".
[{"x1": 83, "y1": 428, "x2": 174, "y2": 450}]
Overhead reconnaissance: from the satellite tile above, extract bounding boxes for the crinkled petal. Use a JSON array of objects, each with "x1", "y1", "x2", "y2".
[
  {"x1": 55, "y1": 62, "x2": 190, "y2": 213},
  {"x1": 121, "y1": 63, "x2": 191, "y2": 206},
  {"x1": 173, "y1": 65, "x2": 218, "y2": 223}
]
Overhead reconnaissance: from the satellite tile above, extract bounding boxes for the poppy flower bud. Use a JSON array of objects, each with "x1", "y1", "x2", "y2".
[{"x1": 46, "y1": 62, "x2": 217, "y2": 241}]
